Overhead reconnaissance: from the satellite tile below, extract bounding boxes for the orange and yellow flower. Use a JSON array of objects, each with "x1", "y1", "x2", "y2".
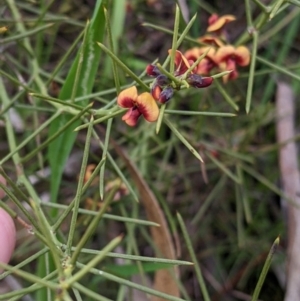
[
  {"x1": 184, "y1": 47, "x2": 217, "y2": 75},
  {"x1": 207, "y1": 14, "x2": 236, "y2": 33},
  {"x1": 183, "y1": 13, "x2": 250, "y2": 83},
  {"x1": 214, "y1": 45, "x2": 250, "y2": 82},
  {"x1": 171, "y1": 49, "x2": 214, "y2": 88},
  {"x1": 117, "y1": 86, "x2": 159, "y2": 126}
]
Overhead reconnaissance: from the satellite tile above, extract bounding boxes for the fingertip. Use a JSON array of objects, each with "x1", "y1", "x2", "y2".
[{"x1": 0, "y1": 208, "x2": 16, "y2": 273}]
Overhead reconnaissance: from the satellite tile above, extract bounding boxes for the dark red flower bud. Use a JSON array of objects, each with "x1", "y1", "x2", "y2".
[
  {"x1": 187, "y1": 74, "x2": 213, "y2": 88},
  {"x1": 146, "y1": 64, "x2": 161, "y2": 77},
  {"x1": 158, "y1": 86, "x2": 174, "y2": 104},
  {"x1": 156, "y1": 74, "x2": 170, "y2": 86}
]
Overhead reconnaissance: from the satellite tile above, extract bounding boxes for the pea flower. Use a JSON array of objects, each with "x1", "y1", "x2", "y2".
[
  {"x1": 146, "y1": 50, "x2": 213, "y2": 103},
  {"x1": 117, "y1": 86, "x2": 159, "y2": 127},
  {"x1": 170, "y1": 49, "x2": 214, "y2": 87},
  {"x1": 214, "y1": 45, "x2": 250, "y2": 82},
  {"x1": 184, "y1": 47, "x2": 217, "y2": 75},
  {"x1": 207, "y1": 14, "x2": 236, "y2": 33},
  {"x1": 198, "y1": 35, "x2": 224, "y2": 47}
]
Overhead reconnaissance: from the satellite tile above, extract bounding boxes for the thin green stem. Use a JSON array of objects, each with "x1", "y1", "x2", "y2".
[
  {"x1": 74, "y1": 108, "x2": 125, "y2": 131},
  {"x1": 256, "y1": 55, "x2": 300, "y2": 81},
  {"x1": 0, "y1": 270, "x2": 57, "y2": 300},
  {"x1": 214, "y1": 79, "x2": 239, "y2": 111},
  {"x1": 1, "y1": 23, "x2": 53, "y2": 44},
  {"x1": 0, "y1": 248, "x2": 49, "y2": 279},
  {"x1": 252, "y1": 0, "x2": 269, "y2": 12},
  {"x1": 246, "y1": 30, "x2": 259, "y2": 113},
  {"x1": 246, "y1": 0, "x2": 254, "y2": 27},
  {"x1": 77, "y1": 264, "x2": 188, "y2": 301},
  {"x1": 170, "y1": 5, "x2": 180, "y2": 75},
  {"x1": 73, "y1": 282, "x2": 114, "y2": 301},
  {"x1": 0, "y1": 262, "x2": 58, "y2": 290},
  {"x1": 269, "y1": 0, "x2": 285, "y2": 19},
  {"x1": 97, "y1": 42, "x2": 149, "y2": 90},
  {"x1": 99, "y1": 118, "x2": 112, "y2": 199},
  {"x1": 45, "y1": 29, "x2": 85, "y2": 86},
  {"x1": 165, "y1": 110, "x2": 236, "y2": 117},
  {"x1": 20, "y1": 104, "x2": 92, "y2": 163},
  {"x1": 67, "y1": 235, "x2": 123, "y2": 286},
  {"x1": 177, "y1": 213, "x2": 211, "y2": 301},
  {"x1": 205, "y1": 151, "x2": 241, "y2": 184},
  {"x1": 0, "y1": 110, "x2": 61, "y2": 165},
  {"x1": 66, "y1": 115, "x2": 94, "y2": 254},
  {"x1": 71, "y1": 181, "x2": 121, "y2": 264},
  {"x1": 44, "y1": 201, "x2": 159, "y2": 227},
  {"x1": 70, "y1": 20, "x2": 89, "y2": 103},
  {"x1": 156, "y1": 104, "x2": 167, "y2": 134},
  {"x1": 164, "y1": 118, "x2": 203, "y2": 162},
  {"x1": 104, "y1": 7, "x2": 120, "y2": 94},
  {"x1": 251, "y1": 237, "x2": 280, "y2": 301}
]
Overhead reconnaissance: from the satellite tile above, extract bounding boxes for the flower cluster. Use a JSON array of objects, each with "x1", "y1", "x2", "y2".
[
  {"x1": 184, "y1": 14, "x2": 250, "y2": 83},
  {"x1": 118, "y1": 49, "x2": 214, "y2": 126},
  {"x1": 147, "y1": 50, "x2": 213, "y2": 103}
]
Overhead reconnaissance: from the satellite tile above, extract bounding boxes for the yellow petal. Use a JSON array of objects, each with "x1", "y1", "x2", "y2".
[
  {"x1": 117, "y1": 86, "x2": 138, "y2": 108},
  {"x1": 207, "y1": 15, "x2": 236, "y2": 32},
  {"x1": 234, "y1": 46, "x2": 250, "y2": 66},
  {"x1": 214, "y1": 45, "x2": 235, "y2": 63},
  {"x1": 198, "y1": 35, "x2": 224, "y2": 47},
  {"x1": 0, "y1": 26, "x2": 8, "y2": 34},
  {"x1": 198, "y1": 47, "x2": 217, "y2": 61},
  {"x1": 136, "y1": 92, "x2": 159, "y2": 122}
]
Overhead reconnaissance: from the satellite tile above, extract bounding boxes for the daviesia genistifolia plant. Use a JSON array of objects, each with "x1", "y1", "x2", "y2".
[
  {"x1": 115, "y1": 13, "x2": 250, "y2": 127},
  {"x1": 4, "y1": 0, "x2": 297, "y2": 299}
]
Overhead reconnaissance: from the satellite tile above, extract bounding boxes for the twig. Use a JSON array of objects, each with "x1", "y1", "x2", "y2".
[{"x1": 275, "y1": 82, "x2": 300, "y2": 301}]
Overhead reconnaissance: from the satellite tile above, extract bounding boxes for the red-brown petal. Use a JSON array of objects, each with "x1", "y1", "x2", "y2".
[
  {"x1": 168, "y1": 49, "x2": 191, "y2": 75},
  {"x1": 117, "y1": 86, "x2": 138, "y2": 108},
  {"x1": 122, "y1": 107, "x2": 141, "y2": 126},
  {"x1": 234, "y1": 46, "x2": 250, "y2": 66},
  {"x1": 178, "y1": 55, "x2": 192, "y2": 75},
  {"x1": 136, "y1": 92, "x2": 159, "y2": 122},
  {"x1": 168, "y1": 49, "x2": 182, "y2": 69},
  {"x1": 207, "y1": 15, "x2": 236, "y2": 32}
]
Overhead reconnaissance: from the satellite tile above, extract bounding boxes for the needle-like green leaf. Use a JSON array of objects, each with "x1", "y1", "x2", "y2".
[{"x1": 47, "y1": 1, "x2": 105, "y2": 213}]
